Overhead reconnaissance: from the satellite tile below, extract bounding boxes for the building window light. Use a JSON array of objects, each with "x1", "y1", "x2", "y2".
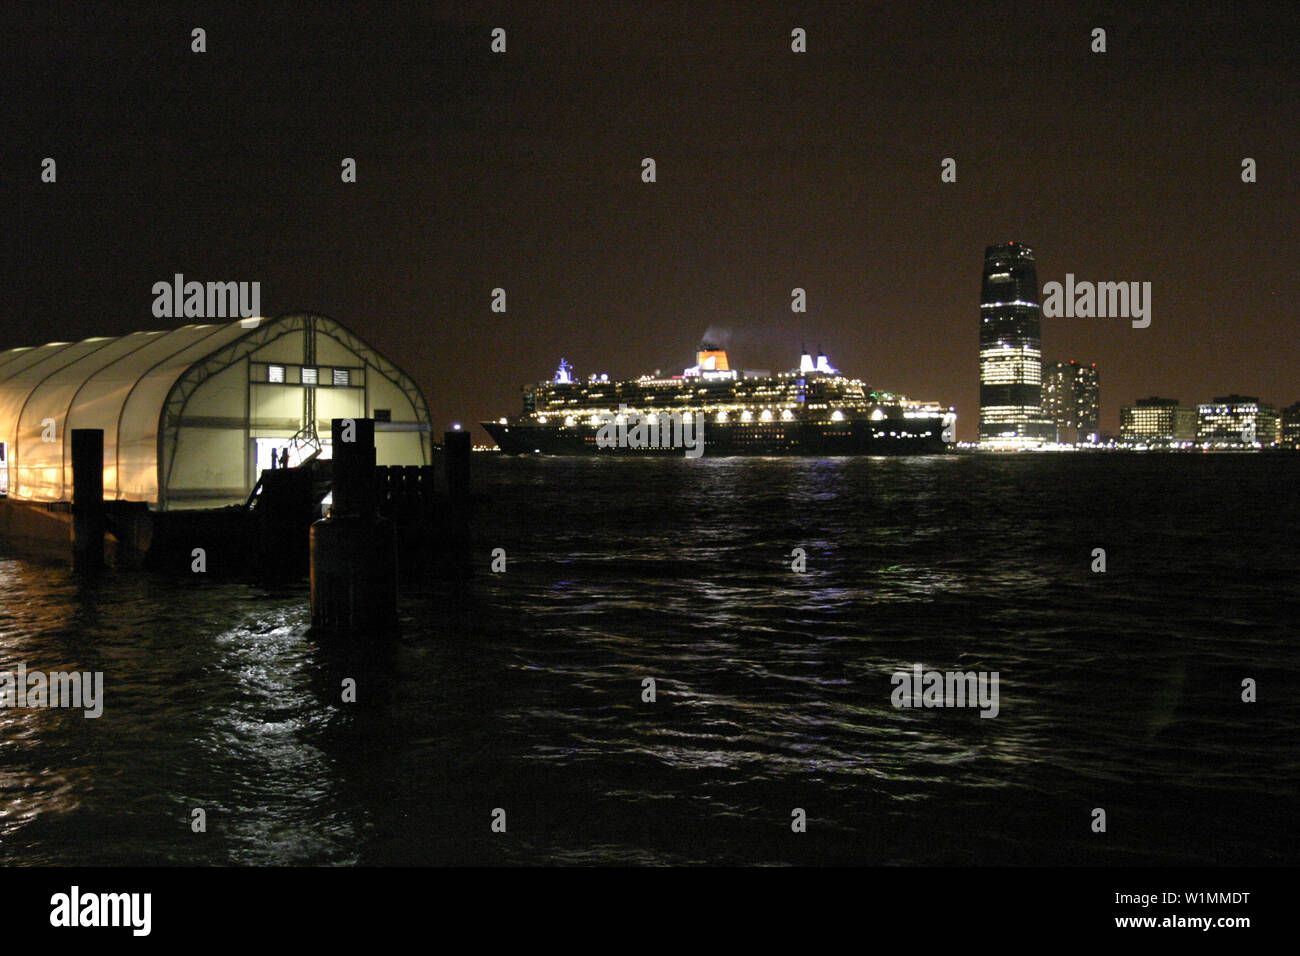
[
  {"x1": 268, "y1": 364, "x2": 285, "y2": 383},
  {"x1": 332, "y1": 368, "x2": 350, "y2": 386},
  {"x1": 301, "y1": 367, "x2": 318, "y2": 385}
]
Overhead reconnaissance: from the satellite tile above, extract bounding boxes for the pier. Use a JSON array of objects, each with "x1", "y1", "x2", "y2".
[{"x1": 0, "y1": 315, "x2": 464, "y2": 594}]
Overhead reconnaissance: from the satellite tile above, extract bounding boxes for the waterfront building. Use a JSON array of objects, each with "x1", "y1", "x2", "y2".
[
  {"x1": 1120, "y1": 397, "x2": 1197, "y2": 444},
  {"x1": 1196, "y1": 395, "x2": 1279, "y2": 447},
  {"x1": 0, "y1": 314, "x2": 431, "y2": 509},
  {"x1": 1281, "y1": 402, "x2": 1300, "y2": 449},
  {"x1": 1043, "y1": 360, "x2": 1100, "y2": 443}
]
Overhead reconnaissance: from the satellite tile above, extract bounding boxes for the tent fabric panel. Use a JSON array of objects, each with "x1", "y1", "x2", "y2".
[
  {"x1": 0, "y1": 341, "x2": 99, "y2": 431},
  {"x1": 1, "y1": 339, "x2": 123, "y2": 499},
  {"x1": 374, "y1": 430, "x2": 427, "y2": 467},
  {"x1": 0, "y1": 346, "x2": 41, "y2": 375},
  {"x1": 313, "y1": 333, "x2": 366, "y2": 367},
  {"x1": 115, "y1": 324, "x2": 246, "y2": 500},
  {"x1": 16, "y1": 336, "x2": 144, "y2": 500},
  {"x1": 177, "y1": 357, "x2": 249, "y2": 420},
  {"x1": 0, "y1": 342, "x2": 78, "y2": 385},
  {"x1": 66, "y1": 331, "x2": 184, "y2": 499},
  {"x1": 0, "y1": 325, "x2": 248, "y2": 501},
  {"x1": 313, "y1": 378, "x2": 368, "y2": 426},
  {"x1": 165, "y1": 425, "x2": 247, "y2": 507},
  {"x1": 365, "y1": 367, "x2": 421, "y2": 423}
]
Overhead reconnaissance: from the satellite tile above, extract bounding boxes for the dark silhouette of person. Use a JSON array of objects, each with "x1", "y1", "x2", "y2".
[{"x1": 279, "y1": 448, "x2": 290, "y2": 470}]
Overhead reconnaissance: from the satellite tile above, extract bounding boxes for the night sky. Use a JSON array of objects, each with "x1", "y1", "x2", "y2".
[{"x1": 5, "y1": 1, "x2": 1297, "y2": 442}]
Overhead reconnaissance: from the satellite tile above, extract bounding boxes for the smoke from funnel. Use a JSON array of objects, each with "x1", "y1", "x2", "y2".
[{"x1": 699, "y1": 325, "x2": 731, "y2": 349}]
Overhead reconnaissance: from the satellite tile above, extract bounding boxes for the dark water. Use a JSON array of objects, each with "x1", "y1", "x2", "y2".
[{"x1": 2, "y1": 454, "x2": 1297, "y2": 865}]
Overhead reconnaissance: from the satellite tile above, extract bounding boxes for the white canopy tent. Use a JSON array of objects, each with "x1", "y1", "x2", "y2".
[{"x1": 0, "y1": 314, "x2": 432, "y2": 510}]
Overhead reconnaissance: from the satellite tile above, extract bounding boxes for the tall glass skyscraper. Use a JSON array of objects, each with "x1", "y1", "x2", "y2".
[{"x1": 978, "y1": 242, "x2": 1053, "y2": 445}]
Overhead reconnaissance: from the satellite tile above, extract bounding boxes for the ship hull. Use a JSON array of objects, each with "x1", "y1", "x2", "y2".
[{"x1": 482, "y1": 419, "x2": 949, "y2": 456}]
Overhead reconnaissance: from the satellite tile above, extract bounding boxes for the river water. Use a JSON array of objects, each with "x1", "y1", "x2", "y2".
[{"x1": 1, "y1": 453, "x2": 1296, "y2": 865}]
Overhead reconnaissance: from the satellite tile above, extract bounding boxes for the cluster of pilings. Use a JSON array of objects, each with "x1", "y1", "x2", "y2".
[
  {"x1": 309, "y1": 420, "x2": 471, "y2": 636},
  {"x1": 371, "y1": 449, "x2": 471, "y2": 564},
  {"x1": 59, "y1": 420, "x2": 471, "y2": 636},
  {"x1": 375, "y1": 465, "x2": 437, "y2": 519},
  {"x1": 310, "y1": 418, "x2": 398, "y2": 633}
]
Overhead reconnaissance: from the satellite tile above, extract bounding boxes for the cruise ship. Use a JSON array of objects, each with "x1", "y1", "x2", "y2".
[{"x1": 483, "y1": 343, "x2": 955, "y2": 456}]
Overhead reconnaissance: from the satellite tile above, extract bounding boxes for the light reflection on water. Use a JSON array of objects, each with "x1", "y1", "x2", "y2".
[{"x1": 0, "y1": 453, "x2": 1297, "y2": 865}]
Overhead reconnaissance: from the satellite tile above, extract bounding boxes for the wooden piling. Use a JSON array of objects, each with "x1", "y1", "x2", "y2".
[
  {"x1": 71, "y1": 429, "x2": 105, "y2": 571},
  {"x1": 445, "y1": 429, "x2": 471, "y2": 502},
  {"x1": 442, "y1": 429, "x2": 472, "y2": 575},
  {"x1": 309, "y1": 418, "x2": 398, "y2": 635}
]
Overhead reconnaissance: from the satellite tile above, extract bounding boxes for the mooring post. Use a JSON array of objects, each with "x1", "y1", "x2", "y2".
[
  {"x1": 309, "y1": 418, "x2": 398, "y2": 635},
  {"x1": 443, "y1": 430, "x2": 472, "y2": 574},
  {"x1": 445, "y1": 429, "x2": 470, "y2": 502},
  {"x1": 71, "y1": 428, "x2": 105, "y2": 571},
  {"x1": 333, "y1": 417, "x2": 376, "y2": 516}
]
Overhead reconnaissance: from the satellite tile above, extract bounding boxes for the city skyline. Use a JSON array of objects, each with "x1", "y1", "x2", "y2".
[{"x1": 5, "y1": 3, "x2": 1297, "y2": 446}]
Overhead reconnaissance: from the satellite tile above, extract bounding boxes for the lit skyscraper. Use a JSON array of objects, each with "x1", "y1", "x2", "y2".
[
  {"x1": 978, "y1": 242, "x2": 1053, "y2": 445},
  {"x1": 1043, "y1": 360, "x2": 1100, "y2": 443}
]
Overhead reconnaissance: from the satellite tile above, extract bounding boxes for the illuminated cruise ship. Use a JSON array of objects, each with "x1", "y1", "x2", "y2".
[{"x1": 483, "y1": 343, "x2": 956, "y2": 456}]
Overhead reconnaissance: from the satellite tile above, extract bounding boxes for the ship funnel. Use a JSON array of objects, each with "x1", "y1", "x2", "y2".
[
  {"x1": 799, "y1": 344, "x2": 814, "y2": 374},
  {"x1": 696, "y1": 344, "x2": 730, "y2": 371}
]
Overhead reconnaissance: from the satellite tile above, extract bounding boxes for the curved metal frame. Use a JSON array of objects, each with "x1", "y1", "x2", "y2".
[
  {"x1": 158, "y1": 313, "x2": 433, "y2": 509},
  {"x1": 116, "y1": 324, "x2": 230, "y2": 501}
]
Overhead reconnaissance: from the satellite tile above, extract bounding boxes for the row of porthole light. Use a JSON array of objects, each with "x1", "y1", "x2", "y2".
[{"x1": 531, "y1": 408, "x2": 892, "y2": 426}]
